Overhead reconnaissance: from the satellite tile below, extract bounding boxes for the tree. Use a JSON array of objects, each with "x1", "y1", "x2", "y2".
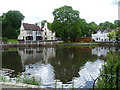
[
  {"x1": 86, "y1": 22, "x2": 98, "y2": 36},
  {"x1": 2, "y1": 10, "x2": 24, "y2": 39},
  {"x1": 114, "y1": 20, "x2": 120, "y2": 27},
  {"x1": 107, "y1": 30, "x2": 120, "y2": 42},
  {"x1": 98, "y1": 21, "x2": 116, "y2": 30},
  {"x1": 41, "y1": 20, "x2": 47, "y2": 28},
  {"x1": 0, "y1": 16, "x2": 2, "y2": 37},
  {"x1": 41, "y1": 20, "x2": 52, "y2": 30},
  {"x1": 108, "y1": 31, "x2": 116, "y2": 39},
  {"x1": 116, "y1": 30, "x2": 120, "y2": 41},
  {"x1": 52, "y1": 5, "x2": 82, "y2": 42}
]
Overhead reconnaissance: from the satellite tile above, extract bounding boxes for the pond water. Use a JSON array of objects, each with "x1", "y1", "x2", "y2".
[{"x1": 1, "y1": 46, "x2": 119, "y2": 88}]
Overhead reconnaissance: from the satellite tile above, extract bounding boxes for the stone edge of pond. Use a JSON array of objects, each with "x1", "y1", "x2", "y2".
[{"x1": 0, "y1": 81, "x2": 45, "y2": 89}]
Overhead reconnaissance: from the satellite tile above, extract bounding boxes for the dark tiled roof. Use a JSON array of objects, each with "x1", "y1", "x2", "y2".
[{"x1": 23, "y1": 23, "x2": 41, "y2": 31}]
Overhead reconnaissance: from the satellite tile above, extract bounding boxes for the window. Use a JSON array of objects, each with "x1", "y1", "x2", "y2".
[
  {"x1": 27, "y1": 30, "x2": 32, "y2": 34},
  {"x1": 36, "y1": 31, "x2": 40, "y2": 35},
  {"x1": 45, "y1": 37, "x2": 47, "y2": 40},
  {"x1": 51, "y1": 37, "x2": 53, "y2": 40},
  {"x1": 45, "y1": 32, "x2": 47, "y2": 35}
]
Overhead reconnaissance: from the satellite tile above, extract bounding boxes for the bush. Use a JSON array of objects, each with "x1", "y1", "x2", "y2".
[{"x1": 97, "y1": 51, "x2": 120, "y2": 88}]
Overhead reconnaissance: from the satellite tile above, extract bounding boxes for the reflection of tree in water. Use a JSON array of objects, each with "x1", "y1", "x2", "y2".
[
  {"x1": 2, "y1": 51, "x2": 22, "y2": 76},
  {"x1": 49, "y1": 47, "x2": 98, "y2": 84}
]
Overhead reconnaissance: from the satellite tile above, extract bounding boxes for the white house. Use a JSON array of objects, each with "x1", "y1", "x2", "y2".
[
  {"x1": 41, "y1": 23, "x2": 56, "y2": 40},
  {"x1": 18, "y1": 22, "x2": 56, "y2": 41},
  {"x1": 92, "y1": 29, "x2": 116, "y2": 42}
]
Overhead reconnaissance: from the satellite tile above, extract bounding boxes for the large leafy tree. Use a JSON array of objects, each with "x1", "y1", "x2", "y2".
[
  {"x1": 41, "y1": 20, "x2": 52, "y2": 30},
  {"x1": 52, "y1": 5, "x2": 82, "y2": 42},
  {"x1": 114, "y1": 20, "x2": 120, "y2": 27},
  {"x1": 2, "y1": 10, "x2": 24, "y2": 39},
  {"x1": 107, "y1": 30, "x2": 120, "y2": 42},
  {"x1": 116, "y1": 30, "x2": 120, "y2": 41},
  {"x1": 98, "y1": 21, "x2": 116, "y2": 30},
  {"x1": 0, "y1": 16, "x2": 2, "y2": 37}
]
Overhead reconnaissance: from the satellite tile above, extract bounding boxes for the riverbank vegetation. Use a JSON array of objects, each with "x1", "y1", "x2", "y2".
[
  {"x1": 7, "y1": 39, "x2": 18, "y2": 43},
  {"x1": 59, "y1": 42, "x2": 99, "y2": 45},
  {"x1": 96, "y1": 51, "x2": 120, "y2": 88},
  {"x1": 0, "y1": 72, "x2": 41, "y2": 86}
]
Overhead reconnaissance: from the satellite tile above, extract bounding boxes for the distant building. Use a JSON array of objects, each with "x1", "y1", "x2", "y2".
[
  {"x1": 92, "y1": 29, "x2": 116, "y2": 42},
  {"x1": 18, "y1": 22, "x2": 56, "y2": 41}
]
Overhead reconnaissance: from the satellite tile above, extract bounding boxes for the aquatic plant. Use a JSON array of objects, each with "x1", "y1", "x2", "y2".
[
  {"x1": 16, "y1": 73, "x2": 41, "y2": 85},
  {"x1": 0, "y1": 73, "x2": 11, "y2": 82}
]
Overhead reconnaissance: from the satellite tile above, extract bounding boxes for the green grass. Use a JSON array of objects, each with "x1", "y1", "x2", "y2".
[
  {"x1": 7, "y1": 39, "x2": 18, "y2": 43},
  {"x1": 59, "y1": 42, "x2": 99, "y2": 45},
  {"x1": 0, "y1": 37, "x2": 7, "y2": 40}
]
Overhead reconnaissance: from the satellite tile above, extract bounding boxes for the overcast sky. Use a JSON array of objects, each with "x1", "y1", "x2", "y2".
[{"x1": 0, "y1": 0, "x2": 119, "y2": 24}]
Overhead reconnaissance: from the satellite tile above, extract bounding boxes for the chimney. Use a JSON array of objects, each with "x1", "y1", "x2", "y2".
[
  {"x1": 37, "y1": 22, "x2": 41, "y2": 28},
  {"x1": 45, "y1": 22, "x2": 48, "y2": 28}
]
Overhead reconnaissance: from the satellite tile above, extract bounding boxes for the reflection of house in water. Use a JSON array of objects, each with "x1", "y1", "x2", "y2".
[
  {"x1": 91, "y1": 47, "x2": 118, "y2": 57},
  {"x1": 18, "y1": 47, "x2": 55, "y2": 66}
]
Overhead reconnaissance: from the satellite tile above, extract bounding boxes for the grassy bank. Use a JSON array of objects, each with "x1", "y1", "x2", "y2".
[
  {"x1": 59, "y1": 42, "x2": 100, "y2": 46},
  {"x1": 7, "y1": 39, "x2": 18, "y2": 43},
  {"x1": 59, "y1": 42, "x2": 99, "y2": 45}
]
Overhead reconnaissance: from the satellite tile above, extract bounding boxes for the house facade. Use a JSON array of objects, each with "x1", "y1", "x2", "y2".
[
  {"x1": 92, "y1": 29, "x2": 116, "y2": 42},
  {"x1": 18, "y1": 22, "x2": 56, "y2": 41},
  {"x1": 41, "y1": 23, "x2": 56, "y2": 40}
]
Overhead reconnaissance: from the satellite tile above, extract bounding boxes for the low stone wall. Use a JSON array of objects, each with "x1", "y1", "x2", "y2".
[
  {"x1": 0, "y1": 82, "x2": 46, "y2": 89},
  {"x1": 0, "y1": 41, "x2": 63, "y2": 48}
]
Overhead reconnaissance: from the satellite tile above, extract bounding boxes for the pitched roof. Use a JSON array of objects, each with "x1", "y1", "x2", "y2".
[
  {"x1": 103, "y1": 29, "x2": 108, "y2": 33},
  {"x1": 23, "y1": 23, "x2": 41, "y2": 31}
]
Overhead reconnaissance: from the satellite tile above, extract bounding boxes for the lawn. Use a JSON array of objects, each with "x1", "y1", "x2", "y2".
[
  {"x1": 59, "y1": 42, "x2": 99, "y2": 45},
  {"x1": 7, "y1": 39, "x2": 18, "y2": 43}
]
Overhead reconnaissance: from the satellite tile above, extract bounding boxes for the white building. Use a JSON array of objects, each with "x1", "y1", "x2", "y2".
[
  {"x1": 92, "y1": 29, "x2": 116, "y2": 42},
  {"x1": 18, "y1": 22, "x2": 56, "y2": 41},
  {"x1": 42, "y1": 23, "x2": 56, "y2": 40}
]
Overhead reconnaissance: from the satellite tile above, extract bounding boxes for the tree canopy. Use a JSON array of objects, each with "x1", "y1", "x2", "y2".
[
  {"x1": 2, "y1": 10, "x2": 24, "y2": 39},
  {"x1": 98, "y1": 21, "x2": 116, "y2": 30},
  {"x1": 52, "y1": 5, "x2": 82, "y2": 42}
]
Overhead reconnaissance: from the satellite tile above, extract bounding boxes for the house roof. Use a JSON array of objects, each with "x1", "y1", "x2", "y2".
[{"x1": 23, "y1": 23, "x2": 41, "y2": 31}]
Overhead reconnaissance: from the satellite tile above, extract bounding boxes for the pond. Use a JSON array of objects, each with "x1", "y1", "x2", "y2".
[{"x1": 1, "y1": 46, "x2": 120, "y2": 88}]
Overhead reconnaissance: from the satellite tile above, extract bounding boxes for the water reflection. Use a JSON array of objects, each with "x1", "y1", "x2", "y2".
[
  {"x1": 2, "y1": 51, "x2": 22, "y2": 75},
  {"x1": 92, "y1": 47, "x2": 118, "y2": 57},
  {"x1": 18, "y1": 47, "x2": 55, "y2": 66},
  {"x1": 73, "y1": 59, "x2": 104, "y2": 88},
  {"x1": 24, "y1": 63, "x2": 55, "y2": 84},
  {"x1": 2, "y1": 46, "x2": 120, "y2": 88},
  {"x1": 49, "y1": 47, "x2": 98, "y2": 84}
]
